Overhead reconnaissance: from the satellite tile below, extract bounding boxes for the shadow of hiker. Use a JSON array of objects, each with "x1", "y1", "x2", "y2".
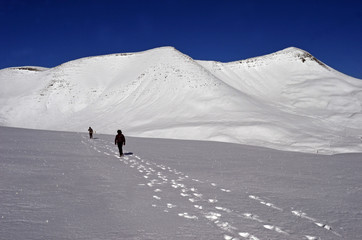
[{"x1": 124, "y1": 152, "x2": 133, "y2": 156}]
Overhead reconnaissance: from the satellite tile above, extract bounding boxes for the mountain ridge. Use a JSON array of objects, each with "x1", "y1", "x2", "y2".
[{"x1": 1, "y1": 46, "x2": 362, "y2": 154}]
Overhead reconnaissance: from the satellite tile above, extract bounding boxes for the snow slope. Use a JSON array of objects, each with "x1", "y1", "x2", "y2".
[
  {"x1": 0, "y1": 47, "x2": 362, "y2": 154},
  {"x1": 1, "y1": 126, "x2": 361, "y2": 240}
]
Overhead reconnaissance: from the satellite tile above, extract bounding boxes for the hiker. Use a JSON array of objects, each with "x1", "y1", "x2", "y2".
[
  {"x1": 115, "y1": 130, "x2": 126, "y2": 157},
  {"x1": 88, "y1": 127, "x2": 93, "y2": 139}
]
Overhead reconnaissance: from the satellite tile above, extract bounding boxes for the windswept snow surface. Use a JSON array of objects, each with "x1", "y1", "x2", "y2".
[
  {"x1": 0, "y1": 47, "x2": 362, "y2": 154},
  {"x1": 1, "y1": 126, "x2": 361, "y2": 240}
]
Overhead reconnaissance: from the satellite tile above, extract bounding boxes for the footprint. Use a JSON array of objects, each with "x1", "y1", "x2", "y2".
[
  {"x1": 221, "y1": 188, "x2": 231, "y2": 193},
  {"x1": 193, "y1": 193, "x2": 203, "y2": 198},
  {"x1": 242, "y1": 213, "x2": 263, "y2": 223},
  {"x1": 192, "y1": 179, "x2": 200, "y2": 182},
  {"x1": 215, "y1": 206, "x2": 231, "y2": 213},
  {"x1": 167, "y1": 203, "x2": 177, "y2": 209},
  {"x1": 249, "y1": 195, "x2": 282, "y2": 211},
  {"x1": 180, "y1": 193, "x2": 191, "y2": 197},
  {"x1": 238, "y1": 232, "x2": 260, "y2": 240},
  {"x1": 153, "y1": 195, "x2": 161, "y2": 200},
  {"x1": 263, "y1": 224, "x2": 288, "y2": 234},
  {"x1": 223, "y1": 235, "x2": 242, "y2": 240},
  {"x1": 292, "y1": 210, "x2": 316, "y2": 221},
  {"x1": 315, "y1": 222, "x2": 332, "y2": 230},
  {"x1": 178, "y1": 212, "x2": 198, "y2": 220},
  {"x1": 223, "y1": 235, "x2": 234, "y2": 240},
  {"x1": 215, "y1": 220, "x2": 237, "y2": 232},
  {"x1": 305, "y1": 235, "x2": 319, "y2": 240},
  {"x1": 204, "y1": 212, "x2": 221, "y2": 221}
]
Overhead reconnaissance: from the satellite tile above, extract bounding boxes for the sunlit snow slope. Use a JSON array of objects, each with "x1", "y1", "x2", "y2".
[{"x1": 1, "y1": 47, "x2": 362, "y2": 153}]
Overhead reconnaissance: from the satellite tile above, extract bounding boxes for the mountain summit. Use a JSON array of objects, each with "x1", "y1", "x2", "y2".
[{"x1": 1, "y1": 47, "x2": 361, "y2": 154}]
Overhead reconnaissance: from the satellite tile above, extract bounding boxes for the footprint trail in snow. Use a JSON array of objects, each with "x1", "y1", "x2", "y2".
[{"x1": 82, "y1": 136, "x2": 341, "y2": 240}]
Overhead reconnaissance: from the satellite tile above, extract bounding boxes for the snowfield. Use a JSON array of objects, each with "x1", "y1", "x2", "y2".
[
  {"x1": 1, "y1": 126, "x2": 361, "y2": 240},
  {"x1": 0, "y1": 47, "x2": 362, "y2": 154}
]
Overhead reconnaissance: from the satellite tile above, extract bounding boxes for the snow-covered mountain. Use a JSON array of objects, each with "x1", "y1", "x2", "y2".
[{"x1": 1, "y1": 47, "x2": 362, "y2": 154}]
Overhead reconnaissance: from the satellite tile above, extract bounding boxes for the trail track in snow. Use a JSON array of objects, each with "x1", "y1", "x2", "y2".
[{"x1": 82, "y1": 136, "x2": 341, "y2": 240}]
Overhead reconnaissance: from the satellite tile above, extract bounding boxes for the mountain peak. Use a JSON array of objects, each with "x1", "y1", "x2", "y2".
[
  {"x1": 224, "y1": 47, "x2": 329, "y2": 70},
  {"x1": 278, "y1": 46, "x2": 308, "y2": 54},
  {"x1": 118, "y1": 46, "x2": 181, "y2": 57},
  {"x1": 275, "y1": 47, "x2": 328, "y2": 68}
]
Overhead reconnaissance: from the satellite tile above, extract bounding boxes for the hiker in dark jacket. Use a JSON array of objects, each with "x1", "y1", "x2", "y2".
[
  {"x1": 88, "y1": 127, "x2": 93, "y2": 139},
  {"x1": 115, "y1": 130, "x2": 126, "y2": 157}
]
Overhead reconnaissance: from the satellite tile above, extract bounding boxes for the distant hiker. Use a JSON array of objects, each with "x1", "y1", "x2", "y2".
[
  {"x1": 88, "y1": 127, "x2": 93, "y2": 139},
  {"x1": 115, "y1": 130, "x2": 126, "y2": 157}
]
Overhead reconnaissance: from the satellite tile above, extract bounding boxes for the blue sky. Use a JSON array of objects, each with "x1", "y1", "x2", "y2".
[{"x1": 1, "y1": 0, "x2": 361, "y2": 78}]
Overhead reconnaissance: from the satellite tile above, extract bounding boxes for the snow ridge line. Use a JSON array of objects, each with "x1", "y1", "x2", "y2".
[{"x1": 82, "y1": 136, "x2": 341, "y2": 240}]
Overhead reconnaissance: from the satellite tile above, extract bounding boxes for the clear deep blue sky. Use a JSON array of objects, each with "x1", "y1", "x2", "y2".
[{"x1": 1, "y1": 0, "x2": 362, "y2": 78}]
